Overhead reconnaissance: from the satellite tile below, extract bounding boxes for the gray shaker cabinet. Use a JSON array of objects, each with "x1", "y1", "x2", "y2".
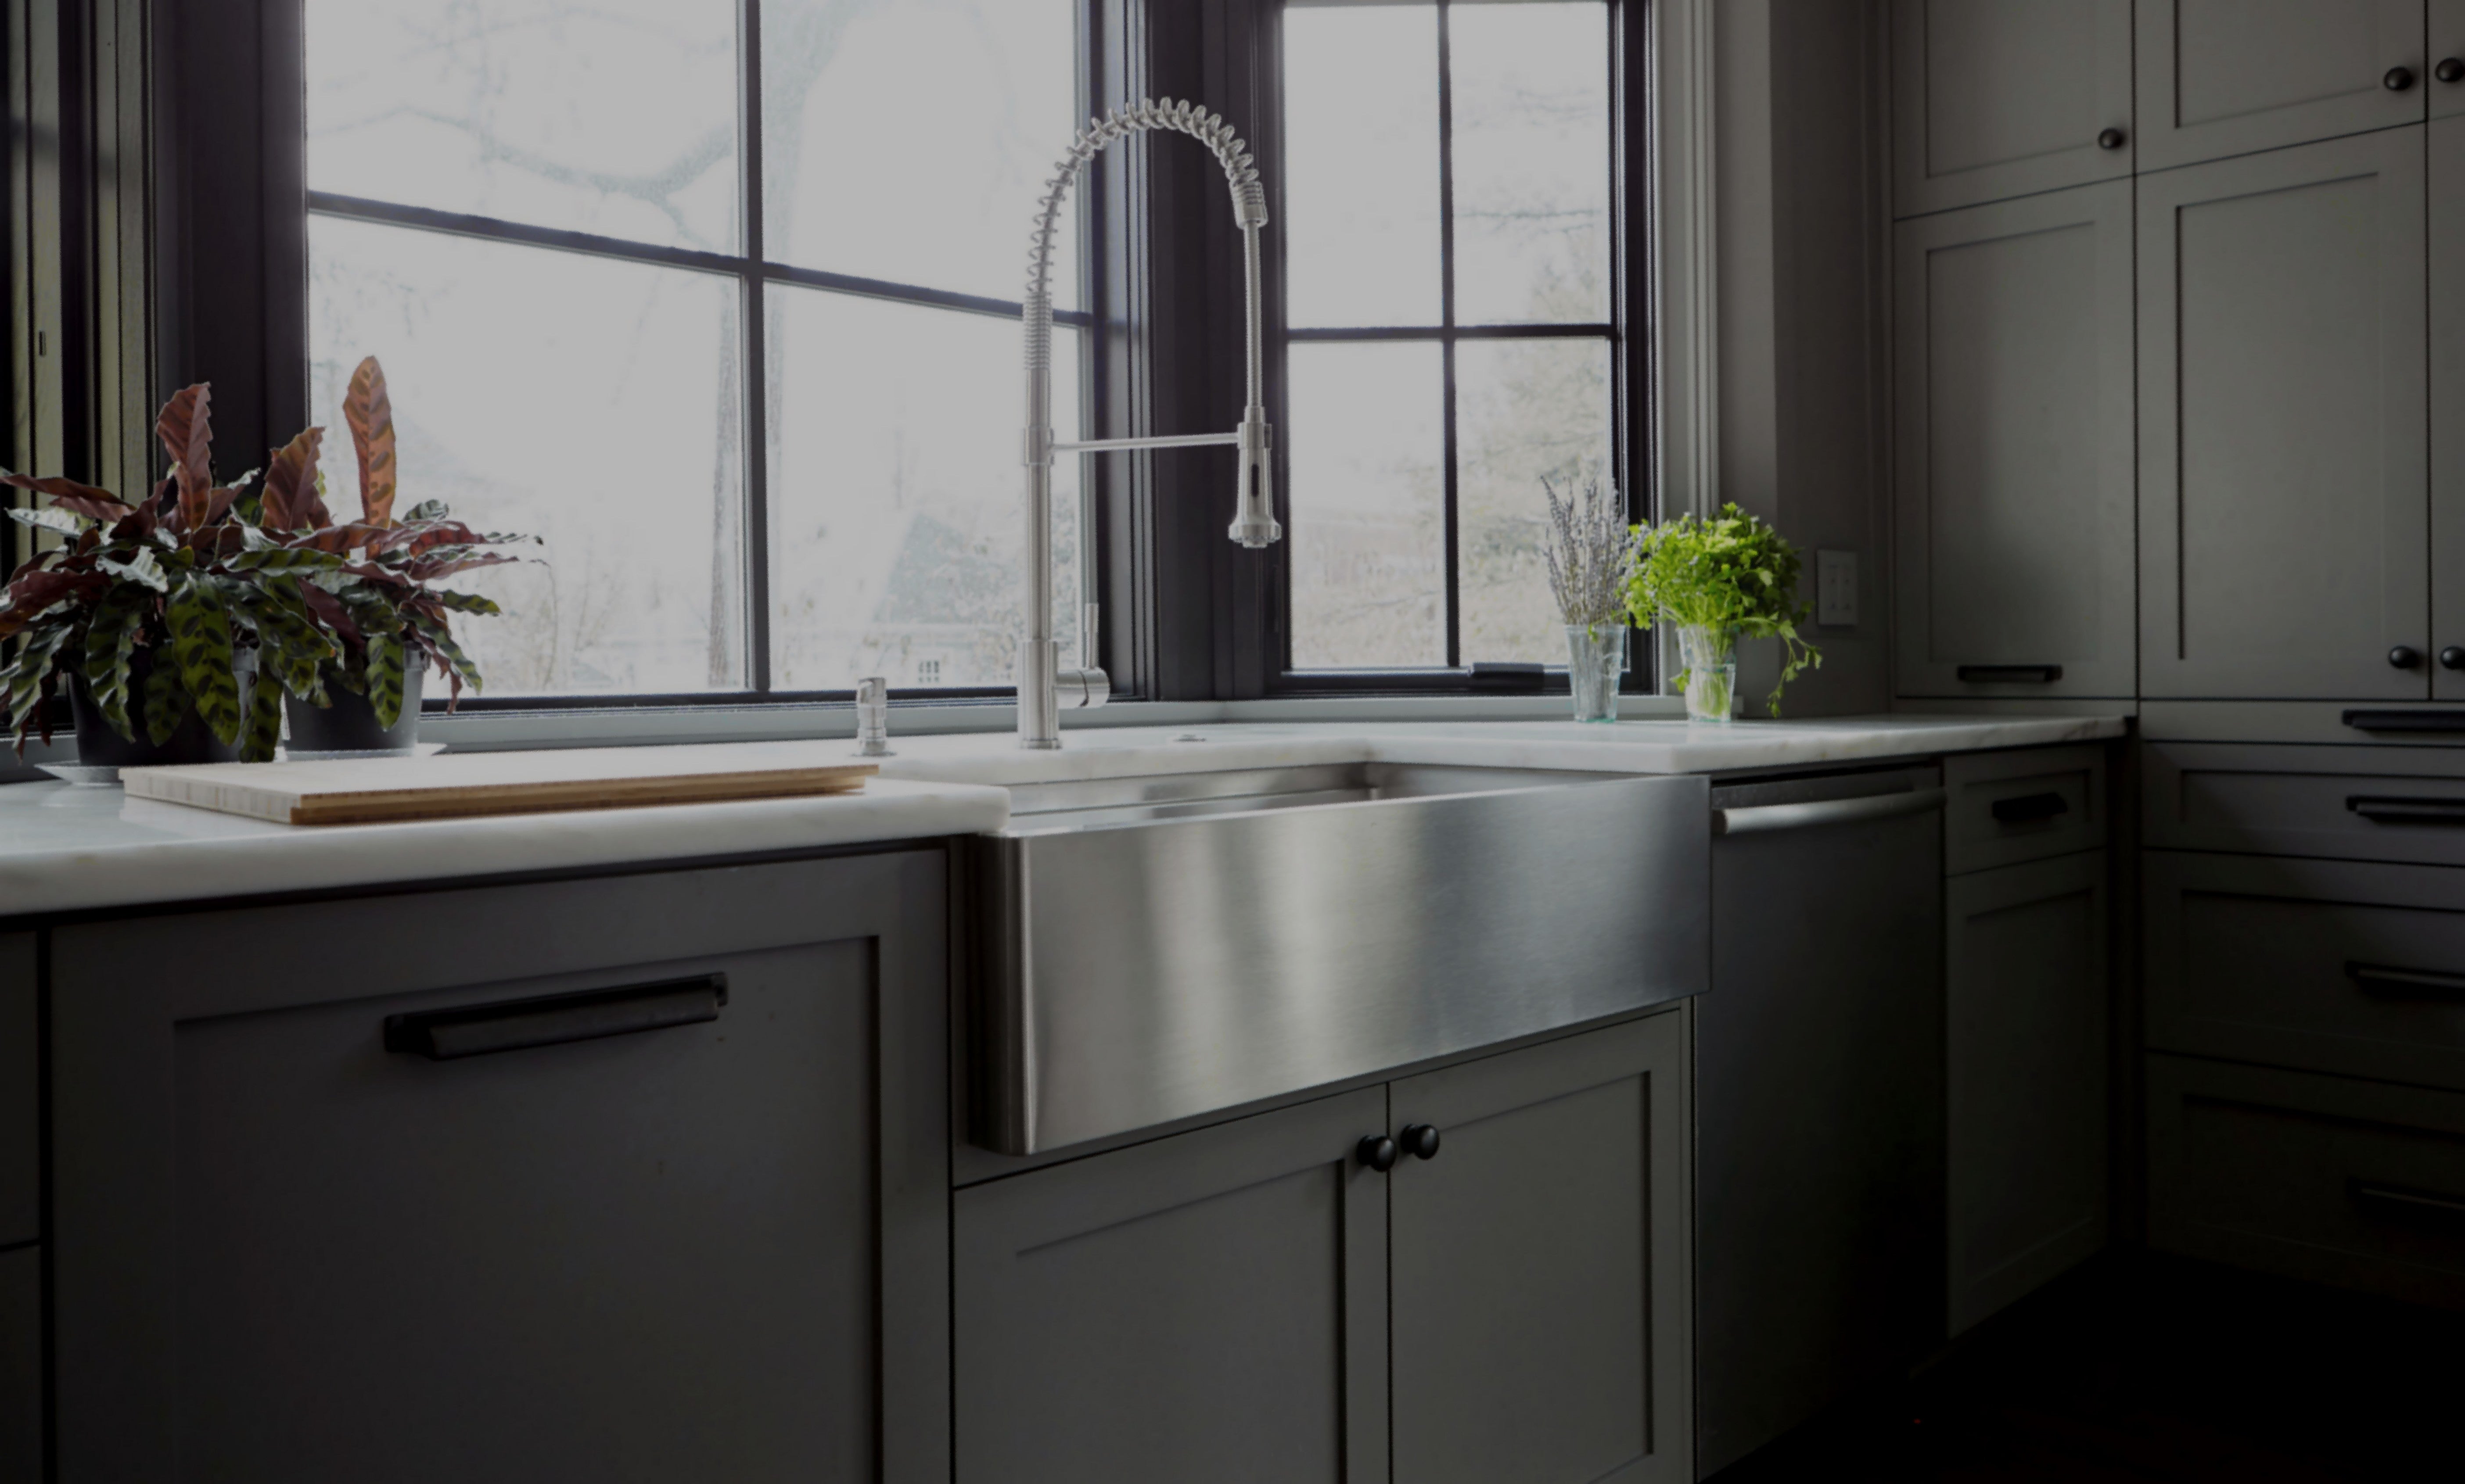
[
  {"x1": 953, "y1": 1086, "x2": 1391, "y2": 1484},
  {"x1": 2135, "y1": 0, "x2": 2425, "y2": 171},
  {"x1": 1946, "y1": 851, "x2": 2110, "y2": 1336},
  {"x1": 2, "y1": 933, "x2": 33, "y2": 1249},
  {"x1": 2434, "y1": 116, "x2": 2465, "y2": 696},
  {"x1": 1891, "y1": 0, "x2": 2132, "y2": 218},
  {"x1": 1894, "y1": 180, "x2": 2137, "y2": 699},
  {"x1": 2436, "y1": 0, "x2": 2465, "y2": 120},
  {"x1": 1389, "y1": 1011, "x2": 1692, "y2": 1484},
  {"x1": 49, "y1": 850, "x2": 952, "y2": 1484},
  {"x1": 2138, "y1": 127, "x2": 2430, "y2": 700}
]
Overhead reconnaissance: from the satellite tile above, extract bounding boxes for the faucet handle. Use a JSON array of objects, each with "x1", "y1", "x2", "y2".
[{"x1": 854, "y1": 676, "x2": 893, "y2": 757}]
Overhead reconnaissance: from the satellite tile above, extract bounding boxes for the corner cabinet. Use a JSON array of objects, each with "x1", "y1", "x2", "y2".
[
  {"x1": 48, "y1": 851, "x2": 953, "y2": 1484},
  {"x1": 2138, "y1": 127, "x2": 2429, "y2": 700},
  {"x1": 1893, "y1": 180, "x2": 2137, "y2": 699},
  {"x1": 952, "y1": 1010, "x2": 1692, "y2": 1484}
]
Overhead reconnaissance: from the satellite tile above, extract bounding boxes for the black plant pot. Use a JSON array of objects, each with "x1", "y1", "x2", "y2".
[
  {"x1": 68, "y1": 646, "x2": 248, "y2": 768},
  {"x1": 285, "y1": 662, "x2": 423, "y2": 755}
]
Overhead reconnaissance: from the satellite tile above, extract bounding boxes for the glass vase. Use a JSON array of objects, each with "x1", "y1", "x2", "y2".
[
  {"x1": 1674, "y1": 624, "x2": 1737, "y2": 725},
  {"x1": 1564, "y1": 623, "x2": 1625, "y2": 723}
]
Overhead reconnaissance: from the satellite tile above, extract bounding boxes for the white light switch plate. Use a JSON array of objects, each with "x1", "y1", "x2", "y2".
[{"x1": 1816, "y1": 549, "x2": 1858, "y2": 628}]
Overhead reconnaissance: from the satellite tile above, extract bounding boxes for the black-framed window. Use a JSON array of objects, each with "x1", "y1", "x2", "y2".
[
  {"x1": 297, "y1": 0, "x2": 1100, "y2": 704},
  {"x1": 1255, "y1": 0, "x2": 1651, "y2": 695}
]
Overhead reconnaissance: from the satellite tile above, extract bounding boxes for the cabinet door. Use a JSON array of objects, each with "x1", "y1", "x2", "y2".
[
  {"x1": 1, "y1": 1246, "x2": 36, "y2": 1484},
  {"x1": 1894, "y1": 182, "x2": 2136, "y2": 699},
  {"x1": 2435, "y1": 116, "x2": 2465, "y2": 696},
  {"x1": 1947, "y1": 852, "x2": 2109, "y2": 1336},
  {"x1": 2137, "y1": 0, "x2": 2424, "y2": 170},
  {"x1": 1892, "y1": 0, "x2": 2132, "y2": 217},
  {"x1": 953, "y1": 1087, "x2": 1388, "y2": 1484},
  {"x1": 2138, "y1": 128, "x2": 2429, "y2": 700},
  {"x1": 2436, "y1": 0, "x2": 2465, "y2": 118},
  {"x1": 1, "y1": 933, "x2": 32, "y2": 1248},
  {"x1": 1387, "y1": 1011, "x2": 1690, "y2": 1484},
  {"x1": 51, "y1": 852, "x2": 951, "y2": 1484}
]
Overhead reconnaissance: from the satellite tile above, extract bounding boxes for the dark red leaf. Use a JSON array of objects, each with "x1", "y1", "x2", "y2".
[
  {"x1": 0, "y1": 569, "x2": 101, "y2": 638},
  {"x1": 295, "y1": 522, "x2": 395, "y2": 555},
  {"x1": 402, "y1": 552, "x2": 517, "y2": 583},
  {"x1": 0, "y1": 474, "x2": 134, "y2": 521},
  {"x1": 154, "y1": 384, "x2": 214, "y2": 532},
  {"x1": 261, "y1": 427, "x2": 331, "y2": 532},
  {"x1": 294, "y1": 580, "x2": 362, "y2": 646},
  {"x1": 342, "y1": 358, "x2": 397, "y2": 527}
]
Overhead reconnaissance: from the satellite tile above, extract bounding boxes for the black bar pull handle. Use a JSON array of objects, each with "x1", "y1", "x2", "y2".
[
  {"x1": 1957, "y1": 664, "x2": 2063, "y2": 684},
  {"x1": 2345, "y1": 961, "x2": 2465, "y2": 999},
  {"x1": 2346, "y1": 795, "x2": 2465, "y2": 825},
  {"x1": 385, "y1": 974, "x2": 728, "y2": 1061},
  {"x1": 1991, "y1": 791, "x2": 2070, "y2": 824},
  {"x1": 2350, "y1": 1179, "x2": 2465, "y2": 1219},
  {"x1": 2343, "y1": 710, "x2": 2465, "y2": 734}
]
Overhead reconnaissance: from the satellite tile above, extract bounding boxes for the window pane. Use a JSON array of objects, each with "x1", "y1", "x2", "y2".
[
  {"x1": 1287, "y1": 342, "x2": 1447, "y2": 668},
  {"x1": 309, "y1": 216, "x2": 746, "y2": 695},
  {"x1": 1450, "y1": 2, "x2": 1612, "y2": 326},
  {"x1": 1456, "y1": 336, "x2": 1614, "y2": 664},
  {"x1": 305, "y1": 0, "x2": 740, "y2": 253},
  {"x1": 764, "y1": 0, "x2": 1080, "y2": 309},
  {"x1": 1283, "y1": 5, "x2": 1443, "y2": 328},
  {"x1": 768, "y1": 290, "x2": 1082, "y2": 691}
]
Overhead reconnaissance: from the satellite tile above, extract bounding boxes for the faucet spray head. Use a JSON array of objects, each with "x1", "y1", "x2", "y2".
[{"x1": 1229, "y1": 411, "x2": 1282, "y2": 549}]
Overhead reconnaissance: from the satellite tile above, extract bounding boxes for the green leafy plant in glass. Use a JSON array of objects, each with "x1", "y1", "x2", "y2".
[
  {"x1": 262, "y1": 356, "x2": 535, "y2": 733},
  {"x1": 1622, "y1": 502, "x2": 1819, "y2": 718},
  {"x1": 0, "y1": 384, "x2": 347, "y2": 761}
]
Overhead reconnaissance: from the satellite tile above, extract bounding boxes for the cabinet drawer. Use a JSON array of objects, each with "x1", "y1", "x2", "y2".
[
  {"x1": 1943, "y1": 745, "x2": 2106, "y2": 873},
  {"x1": 2150, "y1": 1055, "x2": 2465, "y2": 1308},
  {"x1": 2146, "y1": 853, "x2": 2465, "y2": 1090},
  {"x1": 1, "y1": 934, "x2": 32, "y2": 1248},
  {"x1": 2147, "y1": 743, "x2": 2465, "y2": 867}
]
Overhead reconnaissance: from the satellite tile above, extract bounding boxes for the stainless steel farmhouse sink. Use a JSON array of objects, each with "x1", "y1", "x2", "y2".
[{"x1": 968, "y1": 762, "x2": 1710, "y2": 1154}]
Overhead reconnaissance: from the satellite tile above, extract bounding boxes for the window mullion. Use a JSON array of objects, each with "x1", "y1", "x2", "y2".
[
  {"x1": 739, "y1": 0, "x2": 772, "y2": 693},
  {"x1": 1436, "y1": 0, "x2": 1460, "y2": 669}
]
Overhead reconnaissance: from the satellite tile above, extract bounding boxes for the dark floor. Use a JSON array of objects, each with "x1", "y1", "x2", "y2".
[{"x1": 1710, "y1": 1254, "x2": 2465, "y2": 1482}]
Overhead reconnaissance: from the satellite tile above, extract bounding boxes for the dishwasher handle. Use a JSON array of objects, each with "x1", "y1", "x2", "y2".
[
  {"x1": 1714, "y1": 787, "x2": 1946, "y2": 837},
  {"x1": 384, "y1": 974, "x2": 728, "y2": 1061}
]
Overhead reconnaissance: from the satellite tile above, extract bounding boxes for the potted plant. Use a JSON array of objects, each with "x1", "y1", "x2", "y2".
[
  {"x1": 1624, "y1": 502, "x2": 1820, "y2": 723},
  {"x1": 259, "y1": 356, "x2": 535, "y2": 754},
  {"x1": 0, "y1": 384, "x2": 345, "y2": 765},
  {"x1": 1543, "y1": 477, "x2": 1636, "y2": 723}
]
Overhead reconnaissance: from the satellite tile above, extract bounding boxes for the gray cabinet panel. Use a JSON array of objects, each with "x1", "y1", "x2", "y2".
[
  {"x1": 51, "y1": 852, "x2": 951, "y2": 1484},
  {"x1": 1944, "y1": 745, "x2": 2111, "y2": 874},
  {"x1": 1389, "y1": 1012, "x2": 1690, "y2": 1484},
  {"x1": 2138, "y1": 129, "x2": 2429, "y2": 699},
  {"x1": 2436, "y1": 0, "x2": 2465, "y2": 118},
  {"x1": 2146, "y1": 851, "x2": 2465, "y2": 1090},
  {"x1": 1891, "y1": 0, "x2": 2132, "y2": 216},
  {"x1": 1, "y1": 1246, "x2": 35, "y2": 1484},
  {"x1": 2136, "y1": 0, "x2": 2424, "y2": 170},
  {"x1": 2149, "y1": 1054, "x2": 2465, "y2": 1306},
  {"x1": 1947, "y1": 854, "x2": 2109, "y2": 1336},
  {"x1": 2435, "y1": 118, "x2": 2465, "y2": 696},
  {"x1": 953, "y1": 1087, "x2": 1387, "y2": 1484},
  {"x1": 1894, "y1": 183, "x2": 2136, "y2": 699},
  {"x1": 1, "y1": 935, "x2": 31, "y2": 1248},
  {"x1": 2144, "y1": 742, "x2": 2465, "y2": 865}
]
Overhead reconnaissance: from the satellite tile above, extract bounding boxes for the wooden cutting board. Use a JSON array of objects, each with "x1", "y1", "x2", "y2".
[{"x1": 120, "y1": 744, "x2": 880, "y2": 826}]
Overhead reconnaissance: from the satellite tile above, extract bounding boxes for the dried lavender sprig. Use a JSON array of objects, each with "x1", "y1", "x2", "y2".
[{"x1": 1544, "y1": 477, "x2": 1634, "y2": 628}]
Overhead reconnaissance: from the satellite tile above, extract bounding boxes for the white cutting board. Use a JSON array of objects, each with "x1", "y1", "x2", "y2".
[{"x1": 121, "y1": 743, "x2": 879, "y2": 826}]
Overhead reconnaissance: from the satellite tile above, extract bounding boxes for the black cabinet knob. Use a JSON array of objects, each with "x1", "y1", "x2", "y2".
[
  {"x1": 2441, "y1": 645, "x2": 2465, "y2": 671},
  {"x1": 1358, "y1": 1134, "x2": 1398, "y2": 1172},
  {"x1": 2440, "y1": 58, "x2": 2465, "y2": 83},
  {"x1": 2390, "y1": 645, "x2": 2424, "y2": 669},
  {"x1": 2097, "y1": 127, "x2": 2127, "y2": 150},
  {"x1": 1400, "y1": 1123, "x2": 1442, "y2": 1161},
  {"x1": 2387, "y1": 65, "x2": 2417, "y2": 91}
]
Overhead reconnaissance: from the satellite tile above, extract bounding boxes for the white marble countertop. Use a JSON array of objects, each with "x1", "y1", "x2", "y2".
[{"x1": 0, "y1": 712, "x2": 2122, "y2": 918}]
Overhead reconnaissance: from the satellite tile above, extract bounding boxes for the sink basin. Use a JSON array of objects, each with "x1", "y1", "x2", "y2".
[{"x1": 969, "y1": 761, "x2": 1710, "y2": 1153}]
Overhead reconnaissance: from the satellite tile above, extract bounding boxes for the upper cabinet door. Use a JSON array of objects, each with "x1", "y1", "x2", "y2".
[
  {"x1": 1894, "y1": 180, "x2": 2138, "y2": 699},
  {"x1": 2436, "y1": 0, "x2": 2465, "y2": 118},
  {"x1": 1892, "y1": 0, "x2": 2134, "y2": 217},
  {"x1": 2138, "y1": 128, "x2": 2430, "y2": 700},
  {"x1": 2137, "y1": 0, "x2": 2425, "y2": 170},
  {"x1": 2433, "y1": 116, "x2": 2465, "y2": 696}
]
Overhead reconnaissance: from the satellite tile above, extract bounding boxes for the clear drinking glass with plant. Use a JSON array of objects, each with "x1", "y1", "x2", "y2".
[
  {"x1": 1623, "y1": 502, "x2": 1819, "y2": 723},
  {"x1": 1544, "y1": 478, "x2": 1635, "y2": 723}
]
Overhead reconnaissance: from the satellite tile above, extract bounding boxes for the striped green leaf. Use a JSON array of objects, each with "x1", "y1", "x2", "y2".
[
  {"x1": 80, "y1": 586, "x2": 149, "y2": 741},
  {"x1": 4, "y1": 623, "x2": 74, "y2": 742},
  {"x1": 227, "y1": 545, "x2": 346, "y2": 574},
  {"x1": 143, "y1": 653, "x2": 187, "y2": 745},
  {"x1": 166, "y1": 574, "x2": 242, "y2": 745},
  {"x1": 96, "y1": 547, "x2": 169, "y2": 592},
  {"x1": 6, "y1": 505, "x2": 89, "y2": 536},
  {"x1": 238, "y1": 661, "x2": 282, "y2": 763},
  {"x1": 425, "y1": 589, "x2": 501, "y2": 617},
  {"x1": 364, "y1": 631, "x2": 406, "y2": 729},
  {"x1": 408, "y1": 613, "x2": 482, "y2": 700}
]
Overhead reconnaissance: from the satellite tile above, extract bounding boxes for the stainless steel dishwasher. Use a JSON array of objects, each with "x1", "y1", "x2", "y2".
[{"x1": 1696, "y1": 764, "x2": 1946, "y2": 1477}]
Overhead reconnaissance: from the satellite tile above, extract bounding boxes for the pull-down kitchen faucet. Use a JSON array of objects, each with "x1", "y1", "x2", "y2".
[{"x1": 1016, "y1": 98, "x2": 1280, "y2": 749}]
